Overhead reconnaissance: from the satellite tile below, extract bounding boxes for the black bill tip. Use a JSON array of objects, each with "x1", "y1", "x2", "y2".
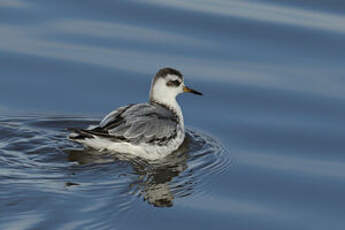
[{"x1": 183, "y1": 86, "x2": 203, "y2": 96}]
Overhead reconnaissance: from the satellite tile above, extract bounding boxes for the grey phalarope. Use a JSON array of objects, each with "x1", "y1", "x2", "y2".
[{"x1": 68, "y1": 67, "x2": 202, "y2": 160}]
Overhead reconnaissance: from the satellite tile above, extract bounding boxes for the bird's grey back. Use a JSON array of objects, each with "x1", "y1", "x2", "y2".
[{"x1": 95, "y1": 102, "x2": 179, "y2": 145}]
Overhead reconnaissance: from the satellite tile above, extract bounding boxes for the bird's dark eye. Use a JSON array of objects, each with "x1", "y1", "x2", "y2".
[{"x1": 166, "y1": 80, "x2": 181, "y2": 87}]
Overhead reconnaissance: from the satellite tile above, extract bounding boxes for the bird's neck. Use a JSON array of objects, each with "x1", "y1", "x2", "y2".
[{"x1": 150, "y1": 97, "x2": 184, "y2": 129}]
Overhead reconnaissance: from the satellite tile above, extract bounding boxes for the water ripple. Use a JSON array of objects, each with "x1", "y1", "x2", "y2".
[
  {"x1": 144, "y1": 0, "x2": 345, "y2": 34},
  {"x1": 0, "y1": 115, "x2": 231, "y2": 228}
]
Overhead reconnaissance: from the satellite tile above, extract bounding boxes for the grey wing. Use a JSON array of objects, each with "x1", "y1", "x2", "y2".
[
  {"x1": 99, "y1": 104, "x2": 133, "y2": 128},
  {"x1": 91, "y1": 103, "x2": 178, "y2": 145}
]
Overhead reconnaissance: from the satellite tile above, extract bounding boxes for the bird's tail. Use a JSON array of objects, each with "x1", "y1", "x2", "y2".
[{"x1": 67, "y1": 128, "x2": 95, "y2": 141}]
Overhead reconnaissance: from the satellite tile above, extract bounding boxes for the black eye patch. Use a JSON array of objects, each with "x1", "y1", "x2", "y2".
[{"x1": 166, "y1": 80, "x2": 181, "y2": 87}]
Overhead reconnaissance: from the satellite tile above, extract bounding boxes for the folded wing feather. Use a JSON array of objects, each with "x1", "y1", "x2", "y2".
[{"x1": 92, "y1": 103, "x2": 178, "y2": 145}]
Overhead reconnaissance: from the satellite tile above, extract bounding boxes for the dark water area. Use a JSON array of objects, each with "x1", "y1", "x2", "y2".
[{"x1": 1, "y1": 0, "x2": 345, "y2": 229}]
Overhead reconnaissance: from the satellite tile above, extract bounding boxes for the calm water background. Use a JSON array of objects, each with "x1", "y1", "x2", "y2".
[{"x1": 1, "y1": 0, "x2": 345, "y2": 229}]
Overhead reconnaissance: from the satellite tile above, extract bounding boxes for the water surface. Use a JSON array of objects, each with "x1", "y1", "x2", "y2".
[
  {"x1": 0, "y1": 115, "x2": 230, "y2": 229},
  {"x1": 1, "y1": 0, "x2": 345, "y2": 229}
]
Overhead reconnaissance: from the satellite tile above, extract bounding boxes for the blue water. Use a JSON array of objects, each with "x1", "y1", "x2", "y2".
[{"x1": 1, "y1": 0, "x2": 345, "y2": 229}]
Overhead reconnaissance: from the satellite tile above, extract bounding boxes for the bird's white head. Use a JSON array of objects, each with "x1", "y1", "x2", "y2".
[{"x1": 149, "y1": 68, "x2": 202, "y2": 110}]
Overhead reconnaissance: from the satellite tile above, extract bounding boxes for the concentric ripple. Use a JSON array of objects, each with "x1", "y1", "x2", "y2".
[{"x1": 0, "y1": 115, "x2": 231, "y2": 229}]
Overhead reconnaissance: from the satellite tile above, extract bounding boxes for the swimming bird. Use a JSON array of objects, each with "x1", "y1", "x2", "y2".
[{"x1": 68, "y1": 67, "x2": 202, "y2": 160}]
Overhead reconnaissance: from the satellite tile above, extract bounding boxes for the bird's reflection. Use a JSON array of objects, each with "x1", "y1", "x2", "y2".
[{"x1": 66, "y1": 136, "x2": 191, "y2": 207}]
